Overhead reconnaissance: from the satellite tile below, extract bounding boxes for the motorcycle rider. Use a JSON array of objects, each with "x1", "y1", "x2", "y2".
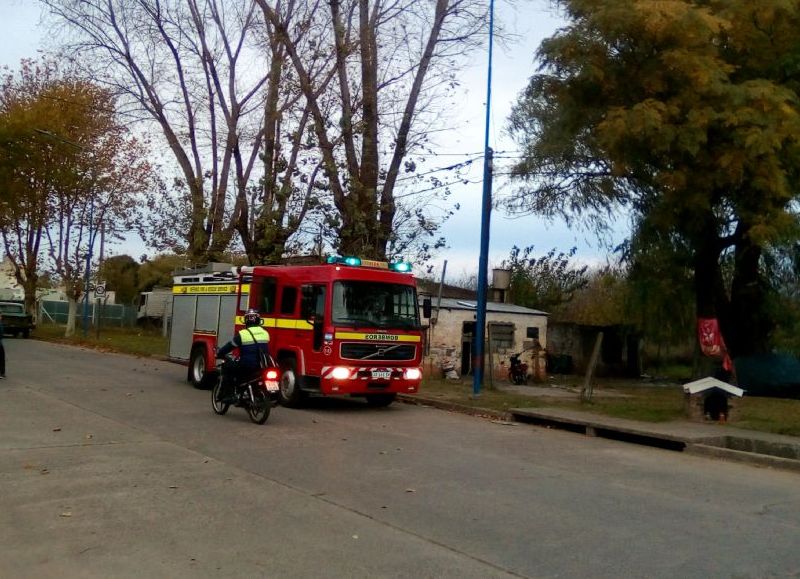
[{"x1": 216, "y1": 309, "x2": 270, "y2": 403}]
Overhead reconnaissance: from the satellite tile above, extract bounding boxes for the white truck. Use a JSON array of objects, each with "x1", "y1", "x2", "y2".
[{"x1": 137, "y1": 287, "x2": 173, "y2": 322}]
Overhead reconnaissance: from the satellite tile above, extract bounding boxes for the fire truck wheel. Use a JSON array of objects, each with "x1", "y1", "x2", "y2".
[
  {"x1": 190, "y1": 347, "x2": 215, "y2": 389},
  {"x1": 278, "y1": 362, "x2": 305, "y2": 408},
  {"x1": 365, "y1": 393, "x2": 396, "y2": 407}
]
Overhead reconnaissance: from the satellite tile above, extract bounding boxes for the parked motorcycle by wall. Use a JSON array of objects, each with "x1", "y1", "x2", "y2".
[
  {"x1": 508, "y1": 352, "x2": 529, "y2": 385},
  {"x1": 212, "y1": 354, "x2": 280, "y2": 424}
]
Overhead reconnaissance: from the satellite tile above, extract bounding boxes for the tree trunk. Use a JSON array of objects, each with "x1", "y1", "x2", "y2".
[
  {"x1": 728, "y1": 229, "x2": 770, "y2": 357},
  {"x1": 22, "y1": 276, "x2": 37, "y2": 318},
  {"x1": 338, "y1": 192, "x2": 383, "y2": 259},
  {"x1": 693, "y1": 235, "x2": 724, "y2": 319},
  {"x1": 65, "y1": 297, "x2": 78, "y2": 337}
]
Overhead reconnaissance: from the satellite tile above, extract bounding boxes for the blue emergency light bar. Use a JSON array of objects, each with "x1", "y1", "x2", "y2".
[
  {"x1": 327, "y1": 255, "x2": 362, "y2": 266},
  {"x1": 326, "y1": 255, "x2": 413, "y2": 273},
  {"x1": 389, "y1": 261, "x2": 412, "y2": 273}
]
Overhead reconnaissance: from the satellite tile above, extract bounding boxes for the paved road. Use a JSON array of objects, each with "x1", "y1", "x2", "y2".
[{"x1": 1, "y1": 339, "x2": 800, "y2": 578}]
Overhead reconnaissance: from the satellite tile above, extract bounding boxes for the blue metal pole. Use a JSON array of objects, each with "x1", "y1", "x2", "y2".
[
  {"x1": 82, "y1": 198, "x2": 94, "y2": 337},
  {"x1": 472, "y1": 0, "x2": 495, "y2": 397}
]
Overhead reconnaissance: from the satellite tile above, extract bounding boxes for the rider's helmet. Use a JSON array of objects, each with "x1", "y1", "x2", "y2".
[{"x1": 244, "y1": 308, "x2": 262, "y2": 327}]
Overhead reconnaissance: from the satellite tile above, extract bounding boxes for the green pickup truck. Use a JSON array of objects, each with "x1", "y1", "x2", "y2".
[{"x1": 0, "y1": 301, "x2": 35, "y2": 338}]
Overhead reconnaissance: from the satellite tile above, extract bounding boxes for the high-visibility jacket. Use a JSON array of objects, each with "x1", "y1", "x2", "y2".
[{"x1": 218, "y1": 325, "x2": 270, "y2": 369}]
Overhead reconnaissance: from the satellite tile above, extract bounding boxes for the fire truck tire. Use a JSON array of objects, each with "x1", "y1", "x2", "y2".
[
  {"x1": 278, "y1": 361, "x2": 305, "y2": 408},
  {"x1": 189, "y1": 347, "x2": 215, "y2": 390},
  {"x1": 365, "y1": 393, "x2": 396, "y2": 407}
]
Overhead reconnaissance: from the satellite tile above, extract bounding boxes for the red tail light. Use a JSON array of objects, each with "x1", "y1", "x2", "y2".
[{"x1": 264, "y1": 369, "x2": 279, "y2": 380}]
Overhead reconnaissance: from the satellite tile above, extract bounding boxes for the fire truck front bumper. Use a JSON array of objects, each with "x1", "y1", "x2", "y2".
[{"x1": 320, "y1": 366, "x2": 422, "y2": 396}]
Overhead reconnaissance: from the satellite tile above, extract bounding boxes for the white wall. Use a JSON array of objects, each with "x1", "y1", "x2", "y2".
[{"x1": 425, "y1": 307, "x2": 548, "y2": 379}]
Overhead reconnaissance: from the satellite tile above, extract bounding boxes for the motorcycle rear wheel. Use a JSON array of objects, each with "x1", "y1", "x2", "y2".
[
  {"x1": 211, "y1": 377, "x2": 230, "y2": 415},
  {"x1": 247, "y1": 388, "x2": 271, "y2": 424}
]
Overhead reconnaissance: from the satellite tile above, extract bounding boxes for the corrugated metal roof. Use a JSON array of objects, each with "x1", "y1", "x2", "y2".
[{"x1": 431, "y1": 298, "x2": 548, "y2": 316}]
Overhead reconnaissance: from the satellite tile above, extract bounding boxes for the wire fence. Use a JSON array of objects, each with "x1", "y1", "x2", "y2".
[{"x1": 39, "y1": 300, "x2": 139, "y2": 328}]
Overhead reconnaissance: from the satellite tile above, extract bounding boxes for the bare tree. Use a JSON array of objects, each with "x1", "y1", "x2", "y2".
[
  {"x1": 42, "y1": 1, "x2": 265, "y2": 262},
  {"x1": 44, "y1": 0, "x2": 343, "y2": 265},
  {"x1": 243, "y1": 0, "x2": 337, "y2": 263},
  {"x1": 256, "y1": 0, "x2": 487, "y2": 260}
]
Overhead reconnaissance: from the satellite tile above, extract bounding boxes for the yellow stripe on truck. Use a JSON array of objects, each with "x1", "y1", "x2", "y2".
[
  {"x1": 173, "y1": 284, "x2": 250, "y2": 295},
  {"x1": 335, "y1": 331, "x2": 421, "y2": 343},
  {"x1": 234, "y1": 316, "x2": 313, "y2": 330}
]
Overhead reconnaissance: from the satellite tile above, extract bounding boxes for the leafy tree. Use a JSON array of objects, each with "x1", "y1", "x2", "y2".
[
  {"x1": 0, "y1": 60, "x2": 59, "y2": 314},
  {"x1": 137, "y1": 254, "x2": 189, "y2": 292},
  {"x1": 41, "y1": 83, "x2": 154, "y2": 336},
  {"x1": 763, "y1": 243, "x2": 800, "y2": 355},
  {"x1": 100, "y1": 255, "x2": 140, "y2": 305},
  {"x1": 620, "y1": 230, "x2": 696, "y2": 360},
  {"x1": 508, "y1": 0, "x2": 800, "y2": 357},
  {"x1": 553, "y1": 265, "x2": 629, "y2": 326},
  {"x1": 0, "y1": 60, "x2": 151, "y2": 326},
  {"x1": 502, "y1": 246, "x2": 589, "y2": 312}
]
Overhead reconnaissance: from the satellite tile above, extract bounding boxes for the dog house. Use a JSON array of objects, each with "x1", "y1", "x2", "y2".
[{"x1": 683, "y1": 377, "x2": 744, "y2": 422}]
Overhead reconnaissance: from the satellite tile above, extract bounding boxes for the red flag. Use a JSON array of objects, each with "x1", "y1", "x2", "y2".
[{"x1": 697, "y1": 318, "x2": 732, "y2": 371}]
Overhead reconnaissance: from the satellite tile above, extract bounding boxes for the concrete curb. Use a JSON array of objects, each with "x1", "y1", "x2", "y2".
[
  {"x1": 397, "y1": 394, "x2": 512, "y2": 421},
  {"x1": 686, "y1": 443, "x2": 800, "y2": 473}
]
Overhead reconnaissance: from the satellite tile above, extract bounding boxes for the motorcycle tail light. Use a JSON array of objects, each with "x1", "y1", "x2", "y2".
[{"x1": 264, "y1": 369, "x2": 279, "y2": 380}]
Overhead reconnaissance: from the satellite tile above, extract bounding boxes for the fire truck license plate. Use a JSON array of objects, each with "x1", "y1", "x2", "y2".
[{"x1": 371, "y1": 370, "x2": 391, "y2": 380}]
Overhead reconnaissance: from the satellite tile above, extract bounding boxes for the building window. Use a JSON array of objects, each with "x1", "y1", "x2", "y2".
[{"x1": 488, "y1": 322, "x2": 514, "y2": 352}]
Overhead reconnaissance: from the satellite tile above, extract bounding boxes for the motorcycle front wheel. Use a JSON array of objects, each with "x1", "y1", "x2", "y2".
[
  {"x1": 247, "y1": 388, "x2": 271, "y2": 424},
  {"x1": 211, "y1": 376, "x2": 230, "y2": 415}
]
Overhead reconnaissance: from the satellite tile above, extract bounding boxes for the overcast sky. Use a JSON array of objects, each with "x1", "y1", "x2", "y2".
[{"x1": 0, "y1": 0, "x2": 624, "y2": 279}]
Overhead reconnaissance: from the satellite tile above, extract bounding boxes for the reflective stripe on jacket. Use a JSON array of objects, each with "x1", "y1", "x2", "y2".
[{"x1": 236, "y1": 326, "x2": 270, "y2": 369}]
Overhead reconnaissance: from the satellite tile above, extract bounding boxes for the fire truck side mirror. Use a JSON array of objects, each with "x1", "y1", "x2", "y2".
[{"x1": 422, "y1": 298, "x2": 432, "y2": 319}]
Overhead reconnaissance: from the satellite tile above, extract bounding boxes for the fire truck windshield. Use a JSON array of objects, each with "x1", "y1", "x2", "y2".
[{"x1": 332, "y1": 281, "x2": 420, "y2": 329}]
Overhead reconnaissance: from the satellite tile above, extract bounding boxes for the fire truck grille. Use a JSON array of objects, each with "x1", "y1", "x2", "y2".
[{"x1": 340, "y1": 343, "x2": 416, "y2": 361}]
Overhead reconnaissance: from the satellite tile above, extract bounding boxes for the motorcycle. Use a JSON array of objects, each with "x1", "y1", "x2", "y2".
[
  {"x1": 508, "y1": 352, "x2": 529, "y2": 385},
  {"x1": 212, "y1": 354, "x2": 281, "y2": 424}
]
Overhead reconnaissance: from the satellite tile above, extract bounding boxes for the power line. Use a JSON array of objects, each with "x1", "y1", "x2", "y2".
[
  {"x1": 395, "y1": 177, "x2": 483, "y2": 199},
  {"x1": 395, "y1": 156, "x2": 481, "y2": 182}
]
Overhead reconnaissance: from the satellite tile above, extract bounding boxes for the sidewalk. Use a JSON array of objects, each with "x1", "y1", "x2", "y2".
[{"x1": 399, "y1": 389, "x2": 800, "y2": 473}]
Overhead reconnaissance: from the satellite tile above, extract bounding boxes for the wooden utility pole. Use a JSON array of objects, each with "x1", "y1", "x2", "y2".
[{"x1": 581, "y1": 332, "x2": 604, "y2": 402}]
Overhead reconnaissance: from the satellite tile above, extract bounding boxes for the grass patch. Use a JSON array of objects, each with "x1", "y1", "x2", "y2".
[
  {"x1": 733, "y1": 396, "x2": 800, "y2": 437},
  {"x1": 420, "y1": 376, "x2": 800, "y2": 436},
  {"x1": 420, "y1": 379, "x2": 548, "y2": 412},
  {"x1": 33, "y1": 323, "x2": 168, "y2": 358},
  {"x1": 421, "y1": 377, "x2": 685, "y2": 422}
]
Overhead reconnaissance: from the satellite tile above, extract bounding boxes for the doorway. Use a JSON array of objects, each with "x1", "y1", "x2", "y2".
[{"x1": 461, "y1": 321, "x2": 475, "y2": 375}]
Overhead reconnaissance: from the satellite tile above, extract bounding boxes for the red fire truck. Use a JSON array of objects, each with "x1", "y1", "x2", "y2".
[{"x1": 169, "y1": 257, "x2": 429, "y2": 407}]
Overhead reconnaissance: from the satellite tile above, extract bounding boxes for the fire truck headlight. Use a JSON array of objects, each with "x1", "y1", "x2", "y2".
[
  {"x1": 331, "y1": 366, "x2": 351, "y2": 380},
  {"x1": 405, "y1": 368, "x2": 422, "y2": 380}
]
